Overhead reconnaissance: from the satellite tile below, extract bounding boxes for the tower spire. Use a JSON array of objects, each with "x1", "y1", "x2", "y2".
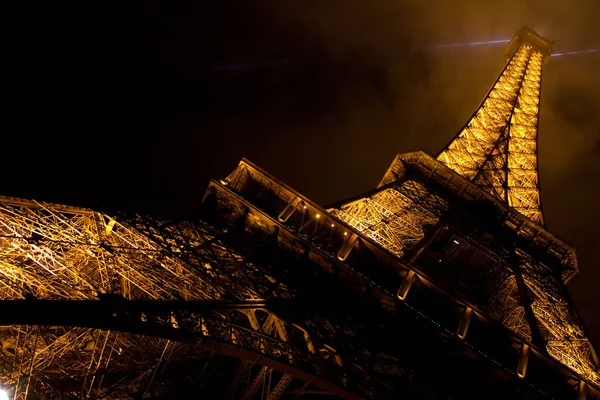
[{"x1": 437, "y1": 28, "x2": 552, "y2": 225}]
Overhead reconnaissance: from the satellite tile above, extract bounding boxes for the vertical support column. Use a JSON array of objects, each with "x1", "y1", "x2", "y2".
[
  {"x1": 508, "y1": 250, "x2": 547, "y2": 351},
  {"x1": 278, "y1": 198, "x2": 301, "y2": 223},
  {"x1": 245, "y1": 311, "x2": 267, "y2": 353},
  {"x1": 230, "y1": 361, "x2": 252, "y2": 396},
  {"x1": 403, "y1": 219, "x2": 447, "y2": 265},
  {"x1": 457, "y1": 307, "x2": 473, "y2": 340},
  {"x1": 517, "y1": 343, "x2": 530, "y2": 378},
  {"x1": 588, "y1": 341, "x2": 599, "y2": 368},
  {"x1": 105, "y1": 218, "x2": 117, "y2": 234},
  {"x1": 577, "y1": 380, "x2": 587, "y2": 400},
  {"x1": 13, "y1": 326, "x2": 40, "y2": 400},
  {"x1": 82, "y1": 330, "x2": 112, "y2": 399},
  {"x1": 242, "y1": 366, "x2": 270, "y2": 400},
  {"x1": 337, "y1": 233, "x2": 358, "y2": 262},
  {"x1": 291, "y1": 324, "x2": 316, "y2": 354},
  {"x1": 322, "y1": 345, "x2": 343, "y2": 367},
  {"x1": 267, "y1": 374, "x2": 294, "y2": 400},
  {"x1": 120, "y1": 276, "x2": 132, "y2": 300},
  {"x1": 397, "y1": 270, "x2": 416, "y2": 301}
]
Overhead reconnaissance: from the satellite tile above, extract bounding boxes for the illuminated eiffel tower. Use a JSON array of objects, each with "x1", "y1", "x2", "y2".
[
  {"x1": 0, "y1": 27, "x2": 598, "y2": 399},
  {"x1": 436, "y1": 30, "x2": 547, "y2": 225}
]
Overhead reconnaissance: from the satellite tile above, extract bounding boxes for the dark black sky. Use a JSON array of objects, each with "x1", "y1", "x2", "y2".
[{"x1": 10, "y1": 1, "x2": 600, "y2": 347}]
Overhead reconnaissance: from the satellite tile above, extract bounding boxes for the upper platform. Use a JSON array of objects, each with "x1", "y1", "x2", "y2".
[
  {"x1": 377, "y1": 151, "x2": 578, "y2": 282},
  {"x1": 210, "y1": 155, "x2": 598, "y2": 391},
  {"x1": 505, "y1": 26, "x2": 553, "y2": 62}
]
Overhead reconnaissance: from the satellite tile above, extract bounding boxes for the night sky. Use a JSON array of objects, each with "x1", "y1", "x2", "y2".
[{"x1": 10, "y1": 2, "x2": 600, "y2": 348}]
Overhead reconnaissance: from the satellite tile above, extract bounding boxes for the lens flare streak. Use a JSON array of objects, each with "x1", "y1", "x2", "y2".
[
  {"x1": 552, "y1": 49, "x2": 598, "y2": 57},
  {"x1": 432, "y1": 39, "x2": 511, "y2": 49}
]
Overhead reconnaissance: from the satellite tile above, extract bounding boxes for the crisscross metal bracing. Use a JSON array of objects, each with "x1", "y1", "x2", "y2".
[{"x1": 437, "y1": 32, "x2": 548, "y2": 225}]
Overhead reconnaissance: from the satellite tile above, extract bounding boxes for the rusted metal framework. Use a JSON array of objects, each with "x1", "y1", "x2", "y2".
[{"x1": 0, "y1": 27, "x2": 598, "y2": 399}]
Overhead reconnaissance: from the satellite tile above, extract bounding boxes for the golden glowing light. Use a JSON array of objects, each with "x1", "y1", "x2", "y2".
[
  {"x1": 329, "y1": 182, "x2": 446, "y2": 258},
  {"x1": 0, "y1": 29, "x2": 596, "y2": 397},
  {"x1": 437, "y1": 44, "x2": 544, "y2": 225},
  {"x1": 326, "y1": 34, "x2": 599, "y2": 384}
]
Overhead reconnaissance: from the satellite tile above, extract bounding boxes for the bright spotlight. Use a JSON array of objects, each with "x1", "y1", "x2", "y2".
[{"x1": 0, "y1": 388, "x2": 10, "y2": 400}]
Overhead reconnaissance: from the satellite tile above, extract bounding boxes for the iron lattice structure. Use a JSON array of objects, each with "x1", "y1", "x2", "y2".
[
  {"x1": 436, "y1": 28, "x2": 550, "y2": 225},
  {"x1": 0, "y1": 27, "x2": 599, "y2": 399},
  {"x1": 326, "y1": 28, "x2": 599, "y2": 394},
  {"x1": 0, "y1": 195, "x2": 368, "y2": 399}
]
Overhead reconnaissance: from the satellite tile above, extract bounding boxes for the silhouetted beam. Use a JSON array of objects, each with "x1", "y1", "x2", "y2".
[
  {"x1": 0, "y1": 297, "x2": 340, "y2": 332},
  {"x1": 0, "y1": 299, "x2": 363, "y2": 400},
  {"x1": 0, "y1": 298, "x2": 272, "y2": 325}
]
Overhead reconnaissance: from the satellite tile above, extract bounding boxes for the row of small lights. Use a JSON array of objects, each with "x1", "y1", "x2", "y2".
[
  {"x1": 215, "y1": 184, "x2": 593, "y2": 393},
  {"x1": 217, "y1": 187, "x2": 562, "y2": 398},
  {"x1": 295, "y1": 204, "x2": 554, "y2": 397},
  {"x1": 298, "y1": 203, "x2": 491, "y2": 368},
  {"x1": 224, "y1": 183, "x2": 555, "y2": 398},
  {"x1": 303, "y1": 205, "x2": 349, "y2": 236}
]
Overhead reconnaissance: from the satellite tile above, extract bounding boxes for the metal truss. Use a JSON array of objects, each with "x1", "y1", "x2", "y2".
[
  {"x1": 328, "y1": 181, "x2": 449, "y2": 258},
  {"x1": 0, "y1": 27, "x2": 597, "y2": 399},
  {"x1": 516, "y1": 250, "x2": 600, "y2": 383},
  {"x1": 0, "y1": 298, "x2": 360, "y2": 399},
  {"x1": 0, "y1": 169, "x2": 597, "y2": 397},
  {"x1": 437, "y1": 37, "x2": 545, "y2": 225},
  {"x1": 325, "y1": 29, "x2": 599, "y2": 386},
  {"x1": 0, "y1": 196, "x2": 362, "y2": 398},
  {"x1": 327, "y1": 171, "x2": 599, "y2": 385},
  {"x1": 483, "y1": 265, "x2": 533, "y2": 341}
]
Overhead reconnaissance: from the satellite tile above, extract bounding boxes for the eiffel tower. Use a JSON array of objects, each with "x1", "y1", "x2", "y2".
[{"x1": 0, "y1": 27, "x2": 598, "y2": 399}]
